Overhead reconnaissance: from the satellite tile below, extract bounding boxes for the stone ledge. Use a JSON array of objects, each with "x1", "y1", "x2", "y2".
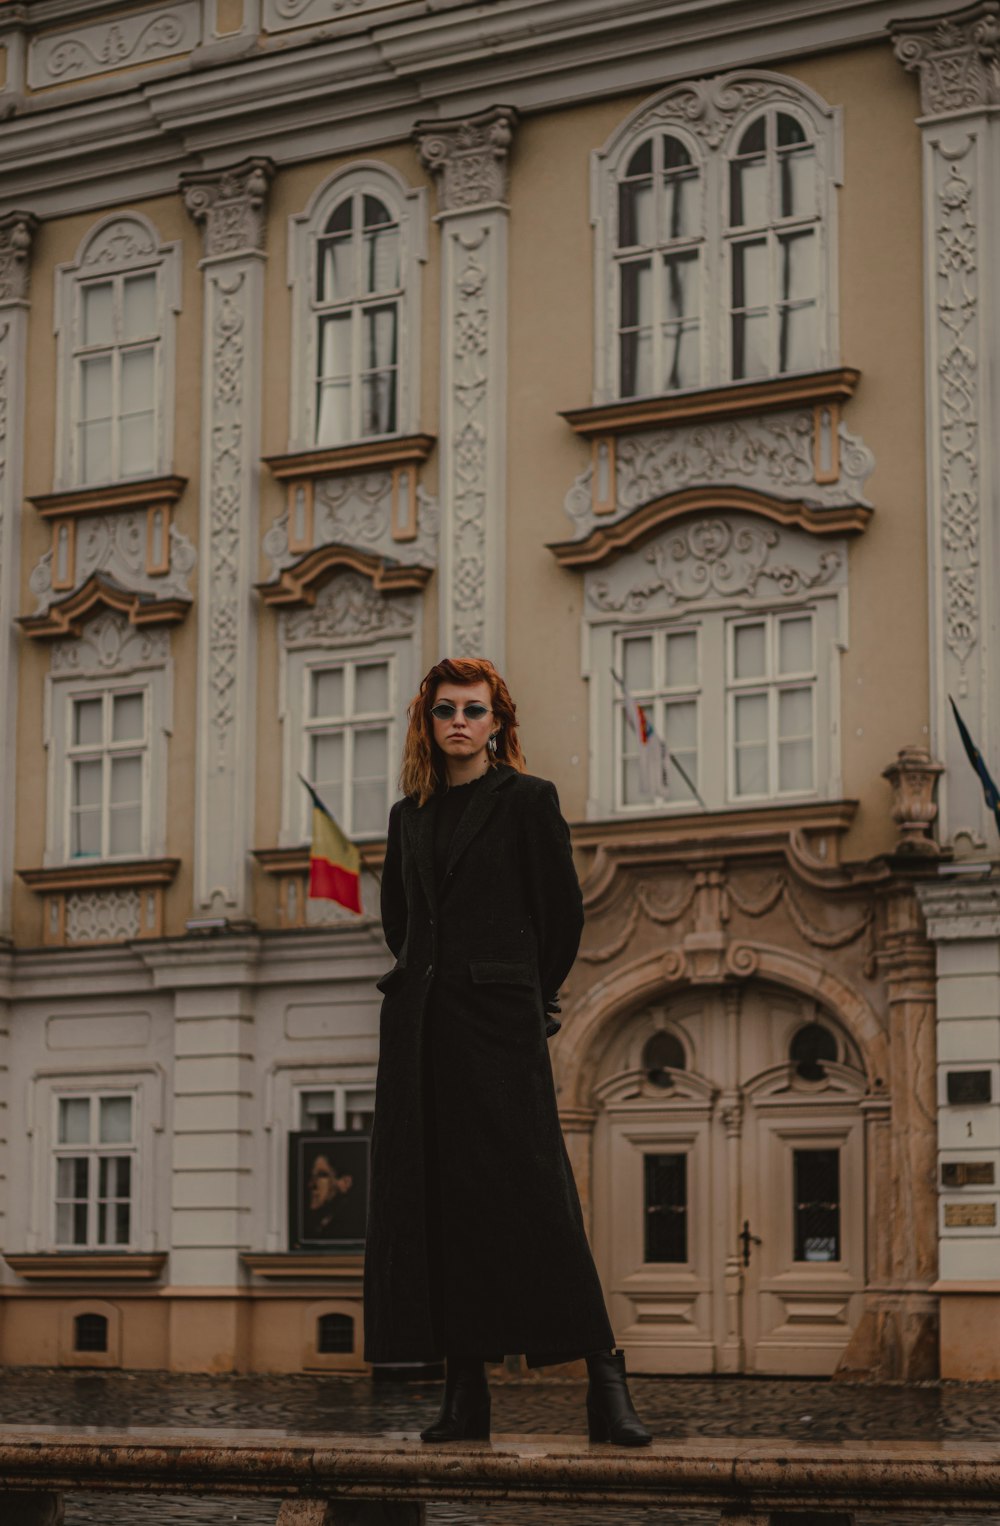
[
  {"x1": 3, "y1": 1253, "x2": 168, "y2": 1282},
  {"x1": 561, "y1": 369, "x2": 861, "y2": 437}
]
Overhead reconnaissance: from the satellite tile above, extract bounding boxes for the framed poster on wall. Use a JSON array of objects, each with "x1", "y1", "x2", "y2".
[{"x1": 287, "y1": 1131, "x2": 370, "y2": 1250}]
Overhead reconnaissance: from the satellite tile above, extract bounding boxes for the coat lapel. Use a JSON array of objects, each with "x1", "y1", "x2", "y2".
[
  {"x1": 404, "y1": 797, "x2": 437, "y2": 916},
  {"x1": 442, "y1": 764, "x2": 514, "y2": 889}
]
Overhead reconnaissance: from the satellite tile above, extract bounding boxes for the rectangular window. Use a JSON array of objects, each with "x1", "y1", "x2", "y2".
[
  {"x1": 299, "y1": 1087, "x2": 375, "y2": 1134},
  {"x1": 54, "y1": 1093, "x2": 135, "y2": 1249},
  {"x1": 727, "y1": 612, "x2": 815, "y2": 801},
  {"x1": 303, "y1": 656, "x2": 393, "y2": 839},
  {"x1": 75, "y1": 272, "x2": 160, "y2": 486},
  {"x1": 66, "y1": 689, "x2": 148, "y2": 860},
  {"x1": 616, "y1": 628, "x2": 700, "y2": 809},
  {"x1": 793, "y1": 1147, "x2": 840, "y2": 1263},
  {"x1": 644, "y1": 1152, "x2": 688, "y2": 1263}
]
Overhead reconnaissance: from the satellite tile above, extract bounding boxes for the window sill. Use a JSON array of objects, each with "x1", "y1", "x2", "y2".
[
  {"x1": 254, "y1": 844, "x2": 385, "y2": 929},
  {"x1": 561, "y1": 368, "x2": 860, "y2": 438},
  {"x1": 29, "y1": 475, "x2": 187, "y2": 522},
  {"x1": 264, "y1": 435, "x2": 435, "y2": 480},
  {"x1": 241, "y1": 1252, "x2": 364, "y2": 1281},
  {"x1": 4, "y1": 1253, "x2": 168, "y2": 1282},
  {"x1": 18, "y1": 858, "x2": 180, "y2": 947},
  {"x1": 571, "y1": 799, "x2": 858, "y2": 865}
]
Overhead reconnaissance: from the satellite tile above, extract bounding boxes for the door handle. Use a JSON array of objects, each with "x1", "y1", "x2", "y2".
[{"x1": 740, "y1": 1219, "x2": 762, "y2": 1268}]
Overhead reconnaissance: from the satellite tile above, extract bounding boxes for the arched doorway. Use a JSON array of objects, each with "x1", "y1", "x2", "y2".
[{"x1": 591, "y1": 981, "x2": 867, "y2": 1375}]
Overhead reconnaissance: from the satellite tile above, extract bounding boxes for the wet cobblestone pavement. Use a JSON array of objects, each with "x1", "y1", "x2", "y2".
[{"x1": 0, "y1": 1370, "x2": 996, "y2": 1526}]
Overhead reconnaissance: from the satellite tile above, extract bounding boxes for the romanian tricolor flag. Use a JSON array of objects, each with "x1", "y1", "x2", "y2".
[{"x1": 300, "y1": 776, "x2": 363, "y2": 914}]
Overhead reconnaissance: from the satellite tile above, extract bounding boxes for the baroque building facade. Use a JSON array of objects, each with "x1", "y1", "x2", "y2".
[{"x1": 0, "y1": 0, "x2": 996, "y2": 1380}]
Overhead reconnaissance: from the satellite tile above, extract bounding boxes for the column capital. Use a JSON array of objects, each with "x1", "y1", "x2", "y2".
[
  {"x1": 0, "y1": 212, "x2": 39, "y2": 304},
  {"x1": 414, "y1": 105, "x2": 519, "y2": 213},
  {"x1": 892, "y1": 1, "x2": 1000, "y2": 116},
  {"x1": 181, "y1": 157, "x2": 274, "y2": 259}
]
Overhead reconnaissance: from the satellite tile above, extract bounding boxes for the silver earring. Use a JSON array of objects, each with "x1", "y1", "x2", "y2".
[{"x1": 488, "y1": 732, "x2": 499, "y2": 758}]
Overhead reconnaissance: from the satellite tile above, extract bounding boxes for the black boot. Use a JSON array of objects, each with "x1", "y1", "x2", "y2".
[
  {"x1": 420, "y1": 1356, "x2": 491, "y2": 1442},
  {"x1": 585, "y1": 1349, "x2": 652, "y2": 1445}
]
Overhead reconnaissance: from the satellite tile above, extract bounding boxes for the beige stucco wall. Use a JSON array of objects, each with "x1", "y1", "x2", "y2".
[{"x1": 505, "y1": 42, "x2": 928, "y2": 862}]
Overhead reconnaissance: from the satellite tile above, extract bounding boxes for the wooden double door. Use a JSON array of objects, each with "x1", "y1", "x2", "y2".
[{"x1": 592, "y1": 985, "x2": 866, "y2": 1375}]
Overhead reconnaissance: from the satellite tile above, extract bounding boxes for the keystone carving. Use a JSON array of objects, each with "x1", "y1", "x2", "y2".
[{"x1": 414, "y1": 106, "x2": 519, "y2": 212}]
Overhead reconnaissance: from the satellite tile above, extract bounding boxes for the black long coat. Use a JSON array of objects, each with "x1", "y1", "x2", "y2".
[{"x1": 363, "y1": 763, "x2": 614, "y2": 1365}]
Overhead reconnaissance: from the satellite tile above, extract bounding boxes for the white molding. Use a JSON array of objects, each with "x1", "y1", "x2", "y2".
[
  {"x1": 53, "y1": 212, "x2": 182, "y2": 493},
  {"x1": 286, "y1": 161, "x2": 427, "y2": 454}
]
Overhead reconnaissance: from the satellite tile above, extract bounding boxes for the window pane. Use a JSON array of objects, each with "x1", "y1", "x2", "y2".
[
  {"x1": 99, "y1": 1096, "x2": 133, "y2": 1145},
  {"x1": 346, "y1": 1091, "x2": 375, "y2": 1130},
  {"x1": 644, "y1": 1152, "x2": 687, "y2": 1263},
  {"x1": 363, "y1": 220, "x2": 400, "y2": 294},
  {"x1": 662, "y1": 139, "x2": 698, "y2": 241},
  {"x1": 316, "y1": 381, "x2": 351, "y2": 447},
  {"x1": 363, "y1": 305, "x2": 398, "y2": 372},
  {"x1": 735, "y1": 691, "x2": 767, "y2": 744},
  {"x1": 663, "y1": 325, "x2": 699, "y2": 393},
  {"x1": 665, "y1": 630, "x2": 698, "y2": 689},
  {"x1": 730, "y1": 148, "x2": 768, "y2": 227},
  {"x1": 59, "y1": 1098, "x2": 90, "y2": 1145},
  {"x1": 115, "y1": 1201, "x2": 131, "y2": 1244},
  {"x1": 110, "y1": 755, "x2": 142, "y2": 806},
  {"x1": 353, "y1": 728, "x2": 389, "y2": 833},
  {"x1": 620, "y1": 259, "x2": 652, "y2": 330},
  {"x1": 361, "y1": 370, "x2": 397, "y2": 437},
  {"x1": 73, "y1": 758, "x2": 102, "y2": 809},
  {"x1": 123, "y1": 273, "x2": 157, "y2": 341},
  {"x1": 779, "y1": 230, "x2": 816, "y2": 304},
  {"x1": 664, "y1": 699, "x2": 697, "y2": 801},
  {"x1": 121, "y1": 346, "x2": 156, "y2": 410},
  {"x1": 71, "y1": 806, "x2": 102, "y2": 858},
  {"x1": 663, "y1": 250, "x2": 699, "y2": 324},
  {"x1": 778, "y1": 685, "x2": 812, "y2": 739},
  {"x1": 732, "y1": 239, "x2": 769, "y2": 310},
  {"x1": 316, "y1": 233, "x2": 354, "y2": 304},
  {"x1": 122, "y1": 412, "x2": 156, "y2": 478},
  {"x1": 112, "y1": 693, "x2": 144, "y2": 743},
  {"x1": 794, "y1": 1147, "x2": 840, "y2": 1262},
  {"x1": 57, "y1": 1156, "x2": 88, "y2": 1198},
  {"x1": 620, "y1": 329, "x2": 652, "y2": 399},
  {"x1": 780, "y1": 146, "x2": 815, "y2": 219},
  {"x1": 81, "y1": 282, "x2": 114, "y2": 346},
  {"x1": 109, "y1": 807, "x2": 141, "y2": 856},
  {"x1": 779, "y1": 301, "x2": 817, "y2": 376},
  {"x1": 80, "y1": 355, "x2": 112, "y2": 422},
  {"x1": 733, "y1": 310, "x2": 770, "y2": 381},
  {"x1": 777, "y1": 112, "x2": 807, "y2": 147},
  {"x1": 779, "y1": 738, "x2": 813, "y2": 793},
  {"x1": 55, "y1": 1202, "x2": 85, "y2": 1246},
  {"x1": 355, "y1": 662, "x2": 389, "y2": 714},
  {"x1": 622, "y1": 635, "x2": 653, "y2": 692},
  {"x1": 618, "y1": 164, "x2": 655, "y2": 247},
  {"x1": 318, "y1": 313, "x2": 351, "y2": 381},
  {"x1": 74, "y1": 698, "x2": 104, "y2": 747},
  {"x1": 778, "y1": 616, "x2": 813, "y2": 675},
  {"x1": 312, "y1": 732, "x2": 344, "y2": 801},
  {"x1": 80, "y1": 421, "x2": 112, "y2": 485},
  {"x1": 354, "y1": 727, "x2": 388, "y2": 781},
  {"x1": 302, "y1": 1090, "x2": 336, "y2": 1131},
  {"x1": 311, "y1": 668, "x2": 345, "y2": 719},
  {"x1": 733, "y1": 623, "x2": 766, "y2": 680}
]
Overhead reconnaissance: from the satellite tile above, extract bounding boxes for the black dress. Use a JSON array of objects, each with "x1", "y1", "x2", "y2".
[{"x1": 363, "y1": 763, "x2": 615, "y2": 1366}]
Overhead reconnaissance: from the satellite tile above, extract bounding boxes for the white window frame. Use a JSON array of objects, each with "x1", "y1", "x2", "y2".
[
  {"x1": 52, "y1": 1089, "x2": 138, "y2": 1251},
  {"x1": 298, "y1": 650, "x2": 398, "y2": 842},
  {"x1": 297, "y1": 1084, "x2": 376, "y2": 1134},
  {"x1": 44, "y1": 615, "x2": 173, "y2": 868},
  {"x1": 54, "y1": 214, "x2": 182, "y2": 492},
  {"x1": 63, "y1": 685, "x2": 151, "y2": 863},
  {"x1": 591, "y1": 71, "x2": 841, "y2": 404},
  {"x1": 725, "y1": 610, "x2": 819, "y2": 803},
  {"x1": 287, "y1": 163, "x2": 427, "y2": 453},
  {"x1": 614, "y1": 623, "x2": 703, "y2": 812}
]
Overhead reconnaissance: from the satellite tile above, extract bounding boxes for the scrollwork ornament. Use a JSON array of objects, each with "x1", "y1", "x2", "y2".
[{"x1": 279, "y1": 571, "x2": 415, "y2": 648}]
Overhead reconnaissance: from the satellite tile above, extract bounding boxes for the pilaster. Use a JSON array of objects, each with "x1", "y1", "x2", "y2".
[
  {"x1": 0, "y1": 214, "x2": 37, "y2": 939},
  {"x1": 892, "y1": 3, "x2": 1000, "y2": 852},
  {"x1": 182, "y1": 159, "x2": 273, "y2": 916},
  {"x1": 415, "y1": 107, "x2": 517, "y2": 664}
]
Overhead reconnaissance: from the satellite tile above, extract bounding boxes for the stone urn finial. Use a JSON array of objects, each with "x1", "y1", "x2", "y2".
[{"x1": 882, "y1": 746, "x2": 944, "y2": 855}]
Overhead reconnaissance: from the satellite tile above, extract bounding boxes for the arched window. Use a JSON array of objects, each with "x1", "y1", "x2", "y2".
[
  {"x1": 593, "y1": 72, "x2": 839, "y2": 401},
  {"x1": 75, "y1": 1312, "x2": 108, "y2": 1353},
  {"x1": 317, "y1": 1312, "x2": 355, "y2": 1354},
  {"x1": 789, "y1": 1021, "x2": 839, "y2": 1081},
  {"x1": 288, "y1": 165, "x2": 427, "y2": 452},
  {"x1": 643, "y1": 1029, "x2": 687, "y2": 1088},
  {"x1": 54, "y1": 215, "x2": 181, "y2": 490},
  {"x1": 615, "y1": 134, "x2": 703, "y2": 397},
  {"x1": 726, "y1": 110, "x2": 821, "y2": 380}
]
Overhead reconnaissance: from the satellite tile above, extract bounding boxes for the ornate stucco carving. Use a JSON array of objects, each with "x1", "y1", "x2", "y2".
[
  {"x1": 262, "y1": 474, "x2": 438, "y2": 580},
  {"x1": 414, "y1": 107, "x2": 518, "y2": 212},
  {"x1": 50, "y1": 612, "x2": 170, "y2": 678},
  {"x1": 27, "y1": 5, "x2": 200, "y2": 88},
  {"x1": 892, "y1": 1, "x2": 1000, "y2": 116},
  {"x1": 563, "y1": 413, "x2": 875, "y2": 543},
  {"x1": 0, "y1": 214, "x2": 38, "y2": 304},
  {"x1": 27, "y1": 513, "x2": 195, "y2": 616},
  {"x1": 78, "y1": 216, "x2": 158, "y2": 272},
  {"x1": 586, "y1": 514, "x2": 844, "y2": 617},
  {"x1": 279, "y1": 571, "x2": 416, "y2": 649},
  {"x1": 181, "y1": 159, "x2": 275, "y2": 259},
  {"x1": 264, "y1": 0, "x2": 371, "y2": 25},
  {"x1": 65, "y1": 889, "x2": 142, "y2": 944},
  {"x1": 621, "y1": 69, "x2": 837, "y2": 151}
]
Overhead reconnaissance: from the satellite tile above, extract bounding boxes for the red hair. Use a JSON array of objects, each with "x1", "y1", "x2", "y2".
[{"x1": 399, "y1": 658, "x2": 525, "y2": 805}]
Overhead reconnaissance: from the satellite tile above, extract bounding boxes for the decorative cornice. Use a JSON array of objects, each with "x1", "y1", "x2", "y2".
[
  {"x1": 917, "y1": 872, "x2": 1000, "y2": 936},
  {"x1": 891, "y1": 1, "x2": 1000, "y2": 115},
  {"x1": 181, "y1": 157, "x2": 275, "y2": 258},
  {"x1": 0, "y1": 211, "x2": 38, "y2": 304},
  {"x1": 3, "y1": 1253, "x2": 169, "y2": 1282},
  {"x1": 550, "y1": 486, "x2": 869, "y2": 569},
  {"x1": 19, "y1": 572, "x2": 191, "y2": 638},
  {"x1": 29, "y1": 475, "x2": 187, "y2": 522},
  {"x1": 414, "y1": 105, "x2": 519, "y2": 212},
  {"x1": 562, "y1": 370, "x2": 862, "y2": 438},
  {"x1": 263, "y1": 436, "x2": 435, "y2": 481},
  {"x1": 257, "y1": 543, "x2": 431, "y2": 608},
  {"x1": 18, "y1": 858, "x2": 180, "y2": 895}
]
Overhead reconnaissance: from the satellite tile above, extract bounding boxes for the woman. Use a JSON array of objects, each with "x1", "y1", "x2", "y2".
[{"x1": 363, "y1": 657, "x2": 650, "y2": 1446}]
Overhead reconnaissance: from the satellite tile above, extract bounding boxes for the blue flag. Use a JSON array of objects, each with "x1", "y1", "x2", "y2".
[{"x1": 949, "y1": 697, "x2": 1000, "y2": 838}]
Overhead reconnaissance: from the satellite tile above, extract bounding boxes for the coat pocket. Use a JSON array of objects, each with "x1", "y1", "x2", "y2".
[
  {"x1": 376, "y1": 963, "x2": 407, "y2": 994},
  {"x1": 469, "y1": 959, "x2": 536, "y2": 988}
]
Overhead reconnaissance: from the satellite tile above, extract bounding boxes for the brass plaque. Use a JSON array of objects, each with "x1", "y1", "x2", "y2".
[
  {"x1": 944, "y1": 1202, "x2": 997, "y2": 1228},
  {"x1": 942, "y1": 1161, "x2": 996, "y2": 1187}
]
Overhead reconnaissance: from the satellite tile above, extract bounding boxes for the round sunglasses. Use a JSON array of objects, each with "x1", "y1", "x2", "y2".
[{"x1": 429, "y1": 701, "x2": 491, "y2": 721}]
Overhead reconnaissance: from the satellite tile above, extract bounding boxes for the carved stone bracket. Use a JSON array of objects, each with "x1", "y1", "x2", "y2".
[
  {"x1": 892, "y1": 1, "x2": 1000, "y2": 115},
  {"x1": 0, "y1": 213, "x2": 38, "y2": 304},
  {"x1": 22, "y1": 508, "x2": 195, "y2": 629},
  {"x1": 414, "y1": 106, "x2": 519, "y2": 211},
  {"x1": 181, "y1": 158, "x2": 275, "y2": 259},
  {"x1": 18, "y1": 858, "x2": 179, "y2": 947}
]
